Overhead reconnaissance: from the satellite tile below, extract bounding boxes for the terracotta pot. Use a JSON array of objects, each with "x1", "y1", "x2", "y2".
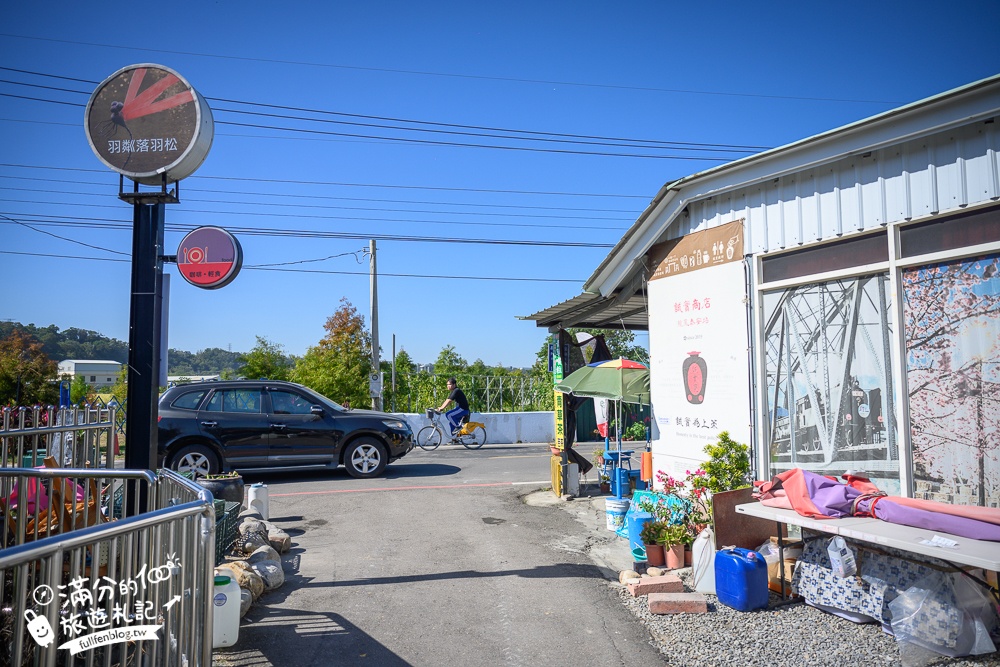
[
  {"x1": 684, "y1": 548, "x2": 693, "y2": 567},
  {"x1": 644, "y1": 543, "x2": 665, "y2": 567},
  {"x1": 599, "y1": 482, "x2": 611, "y2": 494},
  {"x1": 665, "y1": 544, "x2": 684, "y2": 570}
]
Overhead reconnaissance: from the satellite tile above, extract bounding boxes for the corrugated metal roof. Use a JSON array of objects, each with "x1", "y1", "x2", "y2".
[{"x1": 518, "y1": 291, "x2": 649, "y2": 331}]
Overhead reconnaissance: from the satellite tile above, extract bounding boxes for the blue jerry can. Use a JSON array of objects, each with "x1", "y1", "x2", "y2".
[{"x1": 714, "y1": 547, "x2": 769, "y2": 611}]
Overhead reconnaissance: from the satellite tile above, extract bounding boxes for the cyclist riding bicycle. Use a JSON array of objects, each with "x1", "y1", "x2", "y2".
[{"x1": 437, "y1": 377, "x2": 470, "y2": 436}]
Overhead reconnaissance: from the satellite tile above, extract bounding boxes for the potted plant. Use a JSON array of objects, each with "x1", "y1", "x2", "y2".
[
  {"x1": 194, "y1": 471, "x2": 245, "y2": 504},
  {"x1": 640, "y1": 520, "x2": 667, "y2": 567},
  {"x1": 658, "y1": 523, "x2": 688, "y2": 570},
  {"x1": 599, "y1": 474, "x2": 611, "y2": 494}
]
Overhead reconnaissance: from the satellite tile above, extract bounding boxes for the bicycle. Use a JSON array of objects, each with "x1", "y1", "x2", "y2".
[{"x1": 416, "y1": 409, "x2": 487, "y2": 450}]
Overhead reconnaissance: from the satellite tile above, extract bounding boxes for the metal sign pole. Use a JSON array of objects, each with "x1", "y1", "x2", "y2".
[{"x1": 124, "y1": 200, "x2": 165, "y2": 471}]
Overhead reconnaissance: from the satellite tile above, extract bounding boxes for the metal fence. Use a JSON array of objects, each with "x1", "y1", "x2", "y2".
[
  {"x1": 0, "y1": 408, "x2": 215, "y2": 666},
  {"x1": 2, "y1": 405, "x2": 117, "y2": 469},
  {"x1": 394, "y1": 374, "x2": 552, "y2": 413}
]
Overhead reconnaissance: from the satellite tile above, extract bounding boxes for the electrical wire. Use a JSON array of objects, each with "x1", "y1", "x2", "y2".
[{"x1": 0, "y1": 250, "x2": 587, "y2": 283}]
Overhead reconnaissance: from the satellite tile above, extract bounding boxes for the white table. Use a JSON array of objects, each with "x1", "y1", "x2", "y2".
[{"x1": 735, "y1": 502, "x2": 1000, "y2": 571}]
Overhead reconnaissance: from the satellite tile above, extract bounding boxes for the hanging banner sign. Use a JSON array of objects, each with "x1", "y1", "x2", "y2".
[
  {"x1": 84, "y1": 64, "x2": 213, "y2": 184},
  {"x1": 176, "y1": 227, "x2": 242, "y2": 289}
]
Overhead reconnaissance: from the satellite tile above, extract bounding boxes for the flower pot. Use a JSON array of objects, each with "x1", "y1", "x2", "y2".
[
  {"x1": 665, "y1": 544, "x2": 684, "y2": 570},
  {"x1": 644, "y1": 543, "x2": 665, "y2": 567},
  {"x1": 196, "y1": 475, "x2": 245, "y2": 504},
  {"x1": 599, "y1": 482, "x2": 611, "y2": 494},
  {"x1": 684, "y1": 548, "x2": 693, "y2": 567}
]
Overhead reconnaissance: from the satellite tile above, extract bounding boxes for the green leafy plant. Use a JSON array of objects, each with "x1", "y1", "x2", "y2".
[
  {"x1": 640, "y1": 520, "x2": 665, "y2": 545},
  {"x1": 591, "y1": 448, "x2": 606, "y2": 468},
  {"x1": 624, "y1": 421, "x2": 646, "y2": 441},
  {"x1": 657, "y1": 522, "x2": 689, "y2": 547},
  {"x1": 702, "y1": 431, "x2": 751, "y2": 494}
]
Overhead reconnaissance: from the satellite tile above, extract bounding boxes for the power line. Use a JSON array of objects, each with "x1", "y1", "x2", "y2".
[
  {"x1": 0, "y1": 213, "x2": 616, "y2": 248},
  {"x1": 0, "y1": 37, "x2": 898, "y2": 105},
  {"x1": 0, "y1": 173, "x2": 642, "y2": 213},
  {"x1": 0, "y1": 185, "x2": 632, "y2": 226},
  {"x1": 0, "y1": 162, "x2": 649, "y2": 199},
  {"x1": 0, "y1": 197, "x2": 628, "y2": 234},
  {"x1": 0, "y1": 72, "x2": 763, "y2": 159},
  {"x1": 0, "y1": 87, "x2": 738, "y2": 160},
  {"x1": 0, "y1": 250, "x2": 586, "y2": 283}
]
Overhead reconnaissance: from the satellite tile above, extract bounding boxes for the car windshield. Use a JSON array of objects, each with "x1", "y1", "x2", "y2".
[{"x1": 294, "y1": 385, "x2": 345, "y2": 412}]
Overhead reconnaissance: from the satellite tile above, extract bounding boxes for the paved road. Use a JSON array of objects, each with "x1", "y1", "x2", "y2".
[{"x1": 214, "y1": 442, "x2": 657, "y2": 666}]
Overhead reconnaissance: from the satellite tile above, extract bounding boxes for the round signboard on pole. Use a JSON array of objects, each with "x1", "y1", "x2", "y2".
[
  {"x1": 177, "y1": 227, "x2": 243, "y2": 289},
  {"x1": 84, "y1": 64, "x2": 213, "y2": 185}
]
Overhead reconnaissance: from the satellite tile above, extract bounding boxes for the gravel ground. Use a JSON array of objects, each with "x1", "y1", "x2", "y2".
[
  {"x1": 615, "y1": 568, "x2": 1000, "y2": 667},
  {"x1": 550, "y1": 489, "x2": 1000, "y2": 667}
]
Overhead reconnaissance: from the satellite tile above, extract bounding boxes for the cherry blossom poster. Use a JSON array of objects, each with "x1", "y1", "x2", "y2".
[
  {"x1": 647, "y1": 221, "x2": 751, "y2": 479},
  {"x1": 903, "y1": 253, "x2": 1000, "y2": 507}
]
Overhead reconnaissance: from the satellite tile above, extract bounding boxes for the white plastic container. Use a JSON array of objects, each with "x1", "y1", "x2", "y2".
[
  {"x1": 212, "y1": 574, "x2": 240, "y2": 648},
  {"x1": 692, "y1": 526, "x2": 717, "y2": 594},
  {"x1": 247, "y1": 482, "x2": 269, "y2": 519}
]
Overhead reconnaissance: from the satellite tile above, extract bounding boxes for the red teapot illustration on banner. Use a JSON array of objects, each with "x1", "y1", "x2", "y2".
[{"x1": 683, "y1": 351, "x2": 707, "y2": 404}]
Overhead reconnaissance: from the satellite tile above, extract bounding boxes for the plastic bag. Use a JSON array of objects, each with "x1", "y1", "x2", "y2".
[
  {"x1": 826, "y1": 536, "x2": 857, "y2": 577},
  {"x1": 888, "y1": 570, "x2": 998, "y2": 666}
]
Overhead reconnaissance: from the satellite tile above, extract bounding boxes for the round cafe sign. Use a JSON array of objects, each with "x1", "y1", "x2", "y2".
[
  {"x1": 176, "y1": 227, "x2": 243, "y2": 290},
  {"x1": 85, "y1": 64, "x2": 213, "y2": 185}
]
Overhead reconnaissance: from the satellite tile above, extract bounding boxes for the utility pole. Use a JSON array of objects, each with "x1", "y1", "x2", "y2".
[{"x1": 369, "y1": 239, "x2": 381, "y2": 411}]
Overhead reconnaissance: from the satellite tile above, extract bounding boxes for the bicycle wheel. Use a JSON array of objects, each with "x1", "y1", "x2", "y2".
[
  {"x1": 416, "y1": 426, "x2": 442, "y2": 450},
  {"x1": 461, "y1": 424, "x2": 487, "y2": 449}
]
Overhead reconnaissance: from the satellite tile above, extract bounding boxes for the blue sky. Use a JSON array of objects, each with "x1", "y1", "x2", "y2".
[{"x1": 1, "y1": 1, "x2": 997, "y2": 368}]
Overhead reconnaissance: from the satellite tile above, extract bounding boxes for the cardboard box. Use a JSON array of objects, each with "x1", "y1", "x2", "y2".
[{"x1": 767, "y1": 559, "x2": 797, "y2": 595}]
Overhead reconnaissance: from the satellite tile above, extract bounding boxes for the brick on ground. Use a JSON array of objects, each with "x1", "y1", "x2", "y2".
[
  {"x1": 626, "y1": 573, "x2": 683, "y2": 597},
  {"x1": 648, "y1": 592, "x2": 709, "y2": 615}
]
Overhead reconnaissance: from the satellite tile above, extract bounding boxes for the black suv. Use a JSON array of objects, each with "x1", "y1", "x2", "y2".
[{"x1": 157, "y1": 380, "x2": 414, "y2": 478}]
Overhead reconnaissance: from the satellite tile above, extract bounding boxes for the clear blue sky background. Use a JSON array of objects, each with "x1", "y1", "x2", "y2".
[{"x1": 1, "y1": 2, "x2": 997, "y2": 368}]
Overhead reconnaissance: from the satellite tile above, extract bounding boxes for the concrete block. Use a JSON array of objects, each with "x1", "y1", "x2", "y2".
[
  {"x1": 648, "y1": 592, "x2": 708, "y2": 615},
  {"x1": 627, "y1": 573, "x2": 683, "y2": 597}
]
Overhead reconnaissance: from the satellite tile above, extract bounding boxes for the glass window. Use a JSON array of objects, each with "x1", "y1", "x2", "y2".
[
  {"x1": 204, "y1": 389, "x2": 262, "y2": 414},
  {"x1": 90, "y1": 376, "x2": 96, "y2": 382},
  {"x1": 270, "y1": 390, "x2": 314, "y2": 415},
  {"x1": 171, "y1": 390, "x2": 207, "y2": 411},
  {"x1": 761, "y1": 273, "x2": 899, "y2": 493},
  {"x1": 902, "y1": 252, "x2": 1000, "y2": 506}
]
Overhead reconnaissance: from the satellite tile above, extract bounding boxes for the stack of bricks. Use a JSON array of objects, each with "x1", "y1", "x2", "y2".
[{"x1": 626, "y1": 572, "x2": 708, "y2": 615}]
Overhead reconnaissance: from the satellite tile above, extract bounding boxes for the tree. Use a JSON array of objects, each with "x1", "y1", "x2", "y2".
[
  {"x1": 70, "y1": 374, "x2": 93, "y2": 405},
  {"x1": 0, "y1": 328, "x2": 58, "y2": 406},
  {"x1": 292, "y1": 299, "x2": 372, "y2": 406},
  {"x1": 237, "y1": 336, "x2": 292, "y2": 381},
  {"x1": 434, "y1": 345, "x2": 467, "y2": 376},
  {"x1": 384, "y1": 348, "x2": 415, "y2": 412}
]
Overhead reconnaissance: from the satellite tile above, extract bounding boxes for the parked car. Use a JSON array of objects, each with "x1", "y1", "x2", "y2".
[{"x1": 156, "y1": 379, "x2": 413, "y2": 478}]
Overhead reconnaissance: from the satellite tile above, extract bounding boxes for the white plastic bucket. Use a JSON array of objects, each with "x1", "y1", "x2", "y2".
[
  {"x1": 605, "y1": 498, "x2": 630, "y2": 532},
  {"x1": 248, "y1": 482, "x2": 269, "y2": 519},
  {"x1": 212, "y1": 574, "x2": 241, "y2": 648},
  {"x1": 692, "y1": 526, "x2": 717, "y2": 594}
]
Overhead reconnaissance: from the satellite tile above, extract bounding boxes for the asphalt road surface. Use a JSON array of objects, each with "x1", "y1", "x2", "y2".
[{"x1": 214, "y1": 442, "x2": 659, "y2": 666}]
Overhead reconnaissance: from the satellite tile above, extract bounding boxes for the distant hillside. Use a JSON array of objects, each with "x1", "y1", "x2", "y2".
[{"x1": 0, "y1": 322, "x2": 242, "y2": 375}]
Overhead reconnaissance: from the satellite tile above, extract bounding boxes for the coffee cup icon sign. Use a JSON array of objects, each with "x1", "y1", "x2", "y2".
[
  {"x1": 24, "y1": 609, "x2": 55, "y2": 647},
  {"x1": 682, "y1": 351, "x2": 707, "y2": 405}
]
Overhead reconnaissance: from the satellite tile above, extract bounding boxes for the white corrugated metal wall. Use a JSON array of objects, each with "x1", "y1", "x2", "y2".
[{"x1": 670, "y1": 118, "x2": 999, "y2": 253}]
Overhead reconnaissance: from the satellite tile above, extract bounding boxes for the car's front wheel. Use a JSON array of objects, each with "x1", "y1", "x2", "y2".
[
  {"x1": 343, "y1": 437, "x2": 387, "y2": 478},
  {"x1": 168, "y1": 443, "x2": 220, "y2": 476}
]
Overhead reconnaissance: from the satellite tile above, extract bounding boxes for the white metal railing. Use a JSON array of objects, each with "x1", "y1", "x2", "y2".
[{"x1": 0, "y1": 467, "x2": 215, "y2": 666}]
